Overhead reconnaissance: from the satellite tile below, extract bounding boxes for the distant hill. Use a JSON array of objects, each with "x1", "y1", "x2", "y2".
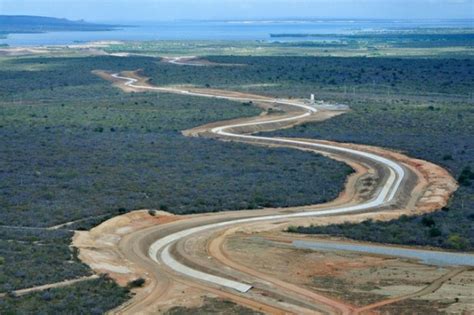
[{"x1": 0, "y1": 15, "x2": 121, "y2": 36}]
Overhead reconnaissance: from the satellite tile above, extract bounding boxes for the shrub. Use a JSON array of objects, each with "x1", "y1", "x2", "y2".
[
  {"x1": 429, "y1": 227, "x2": 442, "y2": 238},
  {"x1": 447, "y1": 234, "x2": 469, "y2": 250},
  {"x1": 117, "y1": 207, "x2": 127, "y2": 214},
  {"x1": 41, "y1": 291, "x2": 53, "y2": 301},
  {"x1": 421, "y1": 217, "x2": 435, "y2": 227},
  {"x1": 127, "y1": 278, "x2": 145, "y2": 288},
  {"x1": 442, "y1": 154, "x2": 453, "y2": 161},
  {"x1": 458, "y1": 166, "x2": 474, "y2": 187},
  {"x1": 286, "y1": 225, "x2": 299, "y2": 233}
]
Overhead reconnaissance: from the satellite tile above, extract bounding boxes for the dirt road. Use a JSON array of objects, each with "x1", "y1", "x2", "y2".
[{"x1": 0, "y1": 275, "x2": 99, "y2": 298}]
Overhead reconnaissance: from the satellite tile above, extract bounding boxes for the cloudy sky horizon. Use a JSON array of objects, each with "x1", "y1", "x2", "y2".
[{"x1": 1, "y1": 0, "x2": 473, "y2": 22}]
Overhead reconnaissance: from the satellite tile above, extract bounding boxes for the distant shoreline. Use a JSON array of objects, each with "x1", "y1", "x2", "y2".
[{"x1": 0, "y1": 15, "x2": 127, "y2": 39}]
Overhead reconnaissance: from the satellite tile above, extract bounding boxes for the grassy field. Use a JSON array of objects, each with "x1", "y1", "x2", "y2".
[
  {"x1": 103, "y1": 28, "x2": 474, "y2": 58},
  {"x1": 105, "y1": 40, "x2": 474, "y2": 58}
]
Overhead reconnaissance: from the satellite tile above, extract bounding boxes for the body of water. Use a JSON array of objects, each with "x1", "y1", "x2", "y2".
[{"x1": 1, "y1": 19, "x2": 473, "y2": 47}]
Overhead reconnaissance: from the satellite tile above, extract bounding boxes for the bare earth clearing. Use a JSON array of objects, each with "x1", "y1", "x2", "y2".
[{"x1": 71, "y1": 59, "x2": 470, "y2": 314}]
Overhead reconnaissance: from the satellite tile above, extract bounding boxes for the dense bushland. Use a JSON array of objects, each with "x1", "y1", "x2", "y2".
[
  {"x1": 276, "y1": 101, "x2": 474, "y2": 250},
  {"x1": 145, "y1": 56, "x2": 474, "y2": 97},
  {"x1": 0, "y1": 228, "x2": 91, "y2": 292},
  {"x1": 2, "y1": 129, "x2": 348, "y2": 227},
  {"x1": 0, "y1": 55, "x2": 350, "y2": 311},
  {"x1": 0, "y1": 276, "x2": 129, "y2": 315},
  {"x1": 165, "y1": 297, "x2": 262, "y2": 315}
]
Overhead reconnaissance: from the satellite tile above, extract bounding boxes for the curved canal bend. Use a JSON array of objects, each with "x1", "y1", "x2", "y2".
[{"x1": 109, "y1": 71, "x2": 411, "y2": 314}]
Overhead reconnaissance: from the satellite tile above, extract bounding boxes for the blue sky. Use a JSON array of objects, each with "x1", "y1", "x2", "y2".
[{"x1": 1, "y1": 0, "x2": 473, "y2": 22}]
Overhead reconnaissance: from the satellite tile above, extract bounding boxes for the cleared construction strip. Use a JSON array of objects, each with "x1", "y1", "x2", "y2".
[{"x1": 110, "y1": 73, "x2": 406, "y2": 294}]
